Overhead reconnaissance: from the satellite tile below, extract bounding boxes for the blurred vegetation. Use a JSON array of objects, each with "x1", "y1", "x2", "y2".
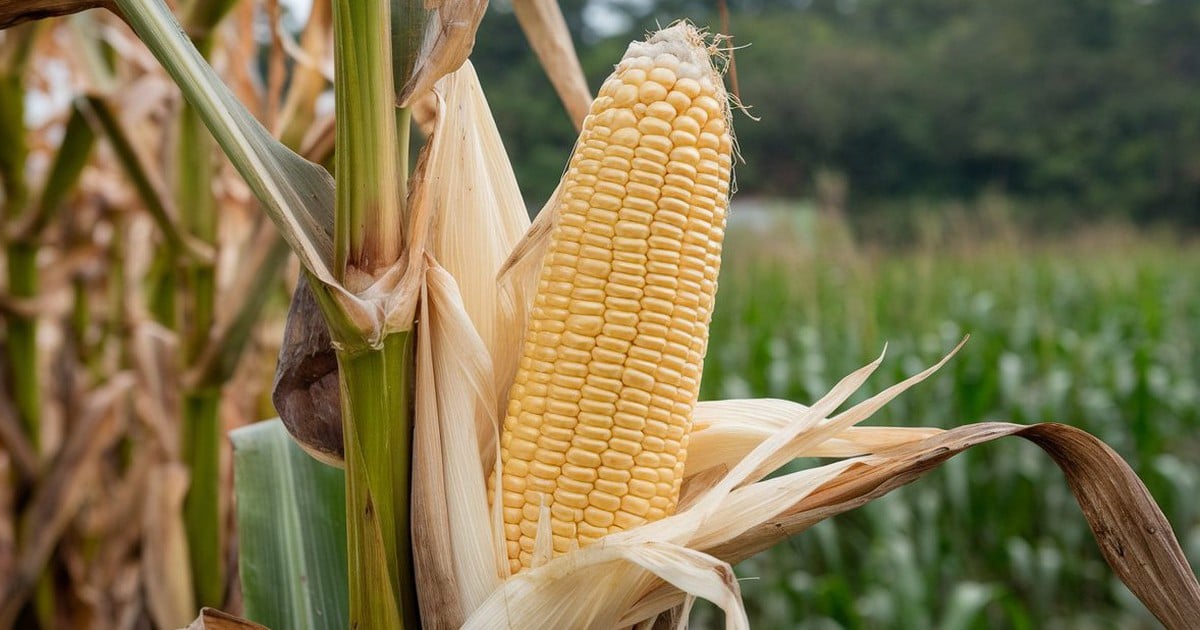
[
  {"x1": 694, "y1": 206, "x2": 1200, "y2": 627},
  {"x1": 478, "y1": 0, "x2": 1200, "y2": 227}
]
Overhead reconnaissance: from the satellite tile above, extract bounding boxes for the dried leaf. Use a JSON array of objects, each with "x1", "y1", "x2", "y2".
[
  {"x1": 180, "y1": 608, "x2": 268, "y2": 630},
  {"x1": 143, "y1": 464, "x2": 196, "y2": 630},
  {"x1": 687, "y1": 398, "x2": 942, "y2": 480},
  {"x1": 632, "y1": 422, "x2": 1200, "y2": 628},
  {"x1": 0, "y1": 366, "x2": 37, "y2": 479},
  {"x1": 0, "y1": 375, "x2": 133, "y2": 628},
  {"x1": 397, "y1": 0, "x2": 487, "y2": 106},
  {"x1": 0, "y1": 0, "x2": 114, "y2": 29},
  {"x1": 411, "y1": 262, "x2": 505, "y2": 627},
  {"x1": 0, "y1": 453, "x2": 11, "y2": 585},
  {"x1": 462, "y1": 541, "x2": 747, "y2": 630},
  {"x1": 512, "y1": 0, "x2": 591, "y2": 129}
]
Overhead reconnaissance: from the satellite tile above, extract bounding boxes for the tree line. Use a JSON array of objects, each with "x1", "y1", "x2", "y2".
[{"x1": 474, "y1": 0, "x2": 1200, "y2": 227}]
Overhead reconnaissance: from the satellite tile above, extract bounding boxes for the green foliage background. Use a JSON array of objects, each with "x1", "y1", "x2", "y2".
[{"x1": 475, "y1": 0, "x2": 1200, "y2": 226}]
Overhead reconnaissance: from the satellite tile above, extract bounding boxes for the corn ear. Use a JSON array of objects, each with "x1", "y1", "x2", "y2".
[{"x1": 498, "y1": 23, "x2": 733, "y2": 572}]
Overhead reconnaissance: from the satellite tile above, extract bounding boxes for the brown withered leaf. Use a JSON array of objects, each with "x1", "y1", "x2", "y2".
[
  {"x1": 0, "y1": 363, "x2": 37, "y2": 480},
  {"x1": 397, "y1": 0, "x2": 487, "y2": 107},
  {"x1": 512, "y1": 0, "x2": 592, "y2": 129},
  {"x1": 709, "y1": 422, "x2": 1200, "y2": 628},
  {"x1": 271, "y1": 275, "x2": 343, "y2": 466},
  {"x1": 0, "y1": 453, "x2": 12, "y2": 585},
  {"x1": 143, "y1": 464, "x2": 196, "y2": 630},
  {"x1": 0, "y1": 374, "x2": 133, "y2": 628},
  {"x1": 179, "y1": 608, "x2": 268, "y2": 630},
  {"x1": 0, "y1": 0, "x2": 115, "y2": 29}
]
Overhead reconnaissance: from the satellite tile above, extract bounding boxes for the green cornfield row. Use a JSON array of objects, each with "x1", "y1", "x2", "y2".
[{"x1": 697, "y1": 206, "x2": 1200, "y2": 628}]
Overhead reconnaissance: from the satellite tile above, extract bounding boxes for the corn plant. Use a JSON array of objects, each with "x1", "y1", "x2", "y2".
[{"x1": 4, "y1": 1, "x2": 1200, "y2": 629}]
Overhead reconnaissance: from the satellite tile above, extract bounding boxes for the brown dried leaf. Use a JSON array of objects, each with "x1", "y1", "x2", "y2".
[
  {"x1": 271, "y1": 275, "x2": 343, "y2": 466},
  {"x1": 0, "y1": 453, "x2": 11, "y2": 584},
  {"x1": 0, "y1": 374, "x2": 133, "y2": 628},
  {"x1": 0, "y1": 366, "x2": 37, "y2": 480},
  {"x1": 696, "y1": 422, "x2": 1200, "y2": 628},
  {"x1": 276, "y1": 0, "x2": 331, "y2": 147},
  {"x1": 512, "y1": 0, "x2": 592, "y2": 129},
  {"x1": 397, "y1": 0, "x2": 487, "y2": 106},
  {"x1": 0, "y1": 0, "x2": 115, "y2": 29},
  {"x1": 179, "y1": 608, "x2": 267, "y2": 630},
  {"x1": 143, "y1": 463, "x2": 196, "y2": 630}
]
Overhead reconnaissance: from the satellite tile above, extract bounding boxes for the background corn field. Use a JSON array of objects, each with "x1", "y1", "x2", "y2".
[{"x1": 695, "y1": 205, "x2": 1200, "y2": 627}]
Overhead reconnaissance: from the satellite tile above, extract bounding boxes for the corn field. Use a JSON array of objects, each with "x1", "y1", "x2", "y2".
[
  {"x1": 706, "y1": 208, "x2": 1200, "y2": 627},
  {"x1": 0, "y1": 1, "x2": 1197, "y2": 629}
]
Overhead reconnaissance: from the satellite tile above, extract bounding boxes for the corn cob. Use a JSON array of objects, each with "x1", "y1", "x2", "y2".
[{"x1": 498, "y1": 23, "x2": 733, "y2": 573}]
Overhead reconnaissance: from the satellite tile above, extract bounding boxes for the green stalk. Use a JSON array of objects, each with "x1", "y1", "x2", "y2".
[
  {"x1": 5, "y1": 243, "x2": 39, "y2": 447},
  {"x1": 328, "y1": 1, "x2": 422, "y2": 626},
  {"x1": 1, "y1": 27, "x2": 36, "y2": 451},
  {"x1": 335, "y1": 333, "x2": 417, "y2": 630},
  {"x1": 182, "y1": 388, "x2": 222, "y2": 606},
  {"x1": 178, "y1": 31, "x2": 223, "y2": 609},
  {"x1": 332, "y1": 0, "x2": 403, "y2": 280}
]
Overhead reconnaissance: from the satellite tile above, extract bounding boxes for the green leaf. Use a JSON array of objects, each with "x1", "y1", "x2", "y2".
[
  {"x1": 0, "y1": 27, "x2": 32, "y2": 217},
  {"x1": 15, "y1": 98, "x2": 96, "y2": 239},
  {"x1": 390, "y1": 0, "x2": 428, "y2": 100},
  {"x1": 231, "y1": 420, "x2": 349, "y2": 630},
  {"x1": 112, "y1": 0, "x2": 338, "y2": 286}
]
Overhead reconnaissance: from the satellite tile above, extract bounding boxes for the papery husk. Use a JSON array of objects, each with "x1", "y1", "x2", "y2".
[
  {"x1": 462, "y1": 541, "x2": 748, "y2": 630},
  {"x1": 398, "y1": 0, "x2": 488, "y2": 107},
  {"x1": 409, "y1": 61, "x2": 547, "y2": 627},
  {"x1": 687, "y1": 398, "x2": 943, "y2": 480},
  {"x1": 411, "y1": 262, "x2": 505, "y2": 628},
  {"x1": 423, "y1": 62, "x2": 531, "y2": 365},
  {"x1": 625, "y1": 421, "x2": 1200, "y2": 628}
]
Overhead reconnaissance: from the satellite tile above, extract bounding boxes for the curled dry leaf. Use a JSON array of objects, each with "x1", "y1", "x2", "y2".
[
  {"x1": 272, "y1": 276, "x2": 342, "y2": 466},
  {"x1": 397, "y1": 0, "x2": 487, "y2": 107},
  {"x1": 624, "y1": 421, "x2": 1200, "y2": 628}
]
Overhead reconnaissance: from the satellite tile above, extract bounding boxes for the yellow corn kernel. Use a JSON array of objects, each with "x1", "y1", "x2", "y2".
[{"x1": 498, "y1": 23, "x2": 733, "y2": 573}]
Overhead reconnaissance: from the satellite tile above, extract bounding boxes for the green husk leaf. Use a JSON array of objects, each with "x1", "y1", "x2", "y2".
[{"x1": 231, "y1": 420, "x2": 348, "y2": 630}]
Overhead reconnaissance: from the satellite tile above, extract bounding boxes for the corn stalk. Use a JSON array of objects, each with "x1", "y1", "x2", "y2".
[{"x1": 175, "y1": 0, "x2": 238, "y2": 609}]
